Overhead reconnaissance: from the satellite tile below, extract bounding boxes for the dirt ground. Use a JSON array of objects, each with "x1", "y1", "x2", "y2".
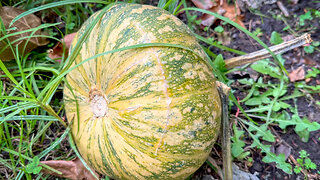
[{"x1": 192, "y1": 0, "x2": 320, "y2": 179}]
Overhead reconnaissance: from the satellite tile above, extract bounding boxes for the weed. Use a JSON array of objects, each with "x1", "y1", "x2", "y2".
[
  {"x1": 306, "y1": 67, "x2": 320, "y2": 78},
  {"x1": 214, "y1": 26, "x2": 224, "y2": 33},
  {"x1": 270, "y1": 31, "x2": 284, "y2": 45},
  {"x1": 299, "y1": 11, "x2": 313, "y2": 26},
  {"x1": 231, "y1": 32, "x2": 320, "y2": 174},
  {"x1": 25, "y1": 156, "x2": 42, "y2": 175},
  {"x1": 304, "y1": 41, "x2": 320, "y2": 54},
  {"x1": 252, "y1": 28, "x2": 263, "y2": 37},
  {"x1": 189, "y1": 14, "x2": 202, "y2": 25},
  {"x1": 231, "y1": 124, "x2": 247, "y2": 159},
  {"x1": 294, "y1": 150, "x2": 317, "y2": 174}
]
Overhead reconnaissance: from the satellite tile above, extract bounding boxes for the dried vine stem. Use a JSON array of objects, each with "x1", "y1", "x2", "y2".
[
  {"x1": 224, "y1": 33, "x2": 312, "y2": 69},
  {"x1": 216, "y1": 82, "x2": 232, "y2": 180}
]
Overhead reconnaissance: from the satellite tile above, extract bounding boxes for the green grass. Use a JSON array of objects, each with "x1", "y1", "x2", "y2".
[{"x1": 0, "y1": 0, "x2": 320, "y2": 179}]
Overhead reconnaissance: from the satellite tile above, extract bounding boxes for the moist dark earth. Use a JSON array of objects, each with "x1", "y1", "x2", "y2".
[{"x1": 191, "y1": 0, "x2": 320, "y2": 179}]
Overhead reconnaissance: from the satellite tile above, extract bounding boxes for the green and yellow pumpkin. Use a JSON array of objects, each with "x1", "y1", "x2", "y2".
[{"x1": 64, "y1": 3, "x2": 221, "y2": 179}]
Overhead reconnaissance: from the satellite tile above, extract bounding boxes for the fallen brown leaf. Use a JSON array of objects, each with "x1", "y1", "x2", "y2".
[
  {"x1": 193, "y1": 0, "x2": 246, "y2": 28},
  {"x1": 201, "y1": 7, "x2": 226, "y2": 27},
  {"x1": 300, "y1": 56, "x2": 319, "y2": 67},
  {"x1": 0, "y1": 6, "x2": 48, "y2": 61},
  {"x1": 220, "y1": 0, "x2": 245, "y2": 28},
  {"x1": 305, "y1": 78, "x2": 312, "y2": 83},
  {"x1": 191, "y1": 0, "x2": 218, "y2": 10},
  {"x1": 48, "y1": 33, "x2": 76, "y2": 62},
  {"x1": 275, "y1": 144, "x2": 291, "y2": 160},
  {"x1": 41, "y1": 157, "x2": 99, "y2": 180},
  {"x1": 289, "y1": 66, "x2": 305, "y2": 82}
]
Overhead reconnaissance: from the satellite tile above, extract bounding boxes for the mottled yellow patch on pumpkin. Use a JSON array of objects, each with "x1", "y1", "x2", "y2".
[
  {"x1": 131, "y1": 6, "x2": 156, "y2": 14},
  {"x1": 157, "y1": 25, "x2": 173, "y2": 34}
]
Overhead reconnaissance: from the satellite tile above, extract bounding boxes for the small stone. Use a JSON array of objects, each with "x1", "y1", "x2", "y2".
[
  {"x1": 202, "y1": 175, "x2": 217, "y2": 180},
  {"x1": 251, "y1": 161, "x2": 263, "y2": 172},
  {"x1": 233, "y1": 164, "x2": 260, "y2": 180},
  {"x1": 237, "y1": 0, "x2": 277, "y2": 10}
]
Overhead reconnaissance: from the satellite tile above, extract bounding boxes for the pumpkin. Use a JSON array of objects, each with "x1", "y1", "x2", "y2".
[{"x1": 63, "y1": 3, "x2": 221, "y2": 179}]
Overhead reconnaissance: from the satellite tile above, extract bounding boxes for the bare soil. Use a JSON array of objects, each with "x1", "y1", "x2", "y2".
[{"x1": 192, "y1": 0, "x2": 320, "y2": 179}]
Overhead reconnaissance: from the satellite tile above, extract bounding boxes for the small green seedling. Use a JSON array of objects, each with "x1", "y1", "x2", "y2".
[
  {"x1": 299, "y1": 11, "x2": 313, "y2": 26},
  {"x1": 66, "y1": 22, "x2": 76, "y2": 30},
  {"x1": 306, "y1": 67, "x2": 320, "y2": 78},
  {"x1": 214, "y1": 26, "x2": 224, "y2": 33},
  {"x1": 189, "y1": 14, "x2": 202, "y2": 25},
  {"x1": 294, "y1": 150, "x2": 317, "y2": 174},
  {"x1": 25, "y1": 156, "x2": 42, "y2": 175},
  {"x1": 231, "y1": 124, "x2": 248, "y2": 159},
  {"x1": 304, "y1": 41, "x2": 320, "y2": 54},
  {"x1": 253, "y1": 28, "x2": 263, "y2": 37},
  {"x1": 270, "y1": 31, "x2": 284, "y2": 45}
]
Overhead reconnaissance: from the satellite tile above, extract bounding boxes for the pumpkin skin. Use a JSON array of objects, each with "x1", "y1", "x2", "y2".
[{"x1": 63, "y1": 3, "x2": 221, "y2": 180}]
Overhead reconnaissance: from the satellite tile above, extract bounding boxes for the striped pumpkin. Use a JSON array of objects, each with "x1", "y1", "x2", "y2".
[{"x1": 63, "y1": 3, "x2": 221, "y2": 180}]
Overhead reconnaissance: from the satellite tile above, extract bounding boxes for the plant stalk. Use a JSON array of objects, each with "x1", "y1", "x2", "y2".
[
  {"x1": 216, "y1": 82, "x2": 232, "y2": 180},
  {"x1": 224, "y1": 34, "x2": 312, "y2": 69}
]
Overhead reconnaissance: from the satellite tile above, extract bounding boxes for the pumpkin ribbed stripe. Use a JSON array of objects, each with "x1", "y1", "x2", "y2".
[{"x1": 64, "y1": 3, "x2": 221, "y2": 179}]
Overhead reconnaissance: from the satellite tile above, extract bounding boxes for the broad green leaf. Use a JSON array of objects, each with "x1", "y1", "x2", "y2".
[
  {"x1": 272, "y1": 101, "x2": 291, "y2": 111},
  {"x1": 299, "y1": 11, "x2": 312, "y2": 26},
  {"x1": 294, "y1": 166, "x2": 302, "y2": 174},
  {"x1": 32, "y1": 166, "x2": 42, "y2": 174},
  {"x1": 213, "y1": 54, "x2": 227, "y2": 72},
  {"x1": 33, "y1": 156, "x2": 40, "y2": 165},
  {"x1": 306, "y1": 67, "x2": 320, "y2": 78},
  {"x1": 299, "y1": 150, "x2": 308, "y2": 158},
  {"x1": 304, "y1": 158, "x2": 317, "y2": 170},
  {"x1": 251, "y1": 60, "x2": 282, "y2": 79},
  {"x1": 272, "y1": 88, "x2": 287, "y2": 98},
  {"x1": 247, "y1": 123, "x2": 275, "y2": 142},
  {"x1": 293, "y1": 115, "x2": 320, "y2": 132},
  {"x1": 312, "y1": 41, "x2": 320, "y2": 46},
  {"x1": 245, "y1": 96, "x2": 270, "y2": 106},
  {"x1": 263, "y1": 153, "x2": 292, "y2": 174},
  {"x1": 304, "y1": 45, "x2": 314, "y2": 53},
  {"x1": 274, "y1": 112, "x2": 295, "y2": 129},
  {"x1": 25, "y1": 156, "x2": 42, "y2": 174},
  {"x1": 214, "y1": 26, "x2": 224, "y2": 33},
  {"x1": 231, "y1": 124, "x2": 246, "y2": 158},
  {"x1": 238, "y1": 78, "x2": 254, "y2": 85},
  {"x1": 270, "y1": 31, "x2": 283, "y2": 45},
  {"x1": 292, "y1": 114, "x2": 320, "y2": 142},
  {"x1": 245, "y1": 105, "x2": 270, "y2": 113},
  {"x1": 251, "y1": 140, "x2": 271, "y2": 151}
]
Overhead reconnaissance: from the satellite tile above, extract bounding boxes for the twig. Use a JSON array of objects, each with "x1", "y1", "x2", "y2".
[
  {"x1": 270, "y1": 127, "x2": 292, "y2": 149},
  {"x1": 277, "y1": 1, "x2": 290, "y2": 17},
  {"x1": 207, "y1": 156, "x2": 224, "y2": 179},
  {"x1": 216, "y1": 82, "x2": 232, "y2": 180},
  {"x1": 224, "y1": 34, "x2": 312, "y2": 69},
  {"x1": 289, "y1": 155, "x2": 308, "y2": 177}
]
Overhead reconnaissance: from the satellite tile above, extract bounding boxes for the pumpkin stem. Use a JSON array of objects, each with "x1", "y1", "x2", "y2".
[
  {"x1": 216, "y1": 82, "x2": 232, "y2": 180},
  {"x1": 224, "y1": 33, "x2": 312, "y2": 69}
]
